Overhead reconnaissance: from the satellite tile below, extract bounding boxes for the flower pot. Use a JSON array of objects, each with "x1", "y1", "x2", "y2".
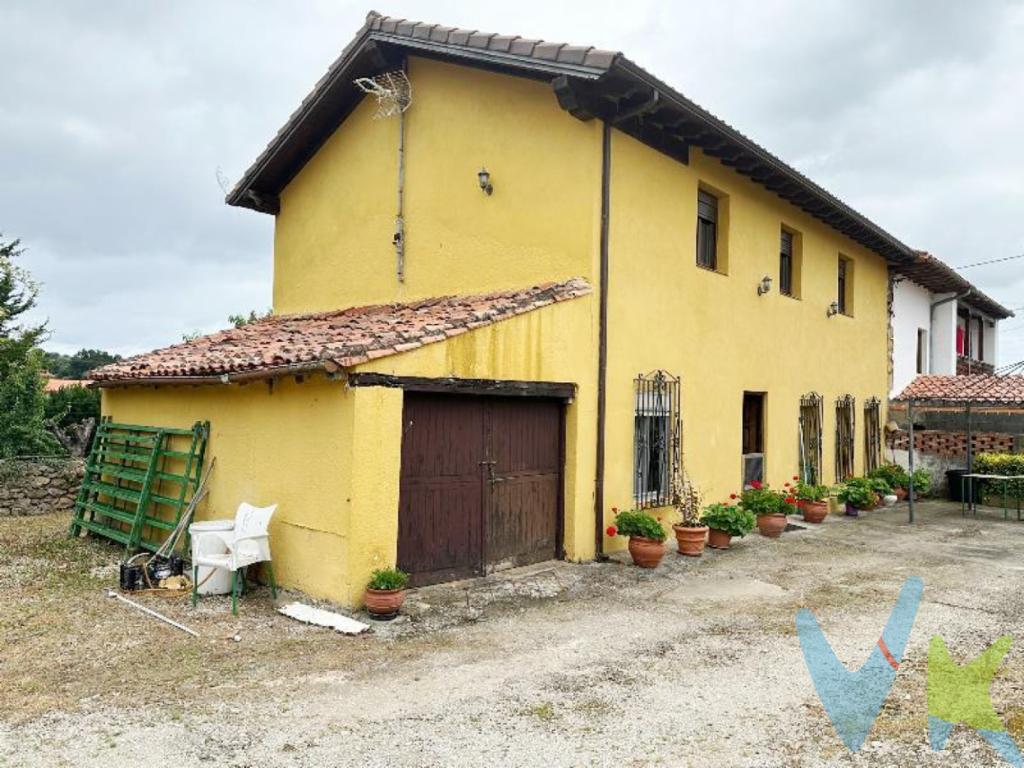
[
  {"x1": 707, "y1": 528, "x2": 733, "y2": 550},
  {"x1": 883, "y1": 494, "x2": 898, "y2": 507},
  {"x1": 756, "y1": 513, "x2": 787, "y2": 538},
  {"x1": 673, "y1": 525, "x2": 708, "y2": 557},
  {"x1": 628, "y1": 536, "x2": 666, "y2": 568},
  {"x1": 893, "y1": 486, "x2": 908, "y2": 501},
  {"x1": 845, "y1": 501, "x2": 860, "y2": 517},
  {"x1": 364, "y1": 587, "x2": 406, "y2": 618},
  {"x1": 802, "y1": 500, "x2": 828, "y2": 524}
]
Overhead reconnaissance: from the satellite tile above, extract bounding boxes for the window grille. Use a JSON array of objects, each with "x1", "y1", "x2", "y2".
[
  {"x1": 864, "y1": 397, "x2": 881, "y2": 474},
  {"x1": 634, "y1": 371, "x2": 681, "y2": 507},
  {"x1": 799, "y1": 392, "x2": 823, "y2": 484},
  {"x1": 835, "y1": 395, "x2": 856, "y2": 481}
]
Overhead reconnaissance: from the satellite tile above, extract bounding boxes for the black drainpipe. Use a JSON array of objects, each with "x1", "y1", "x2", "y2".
[{"x1": 594, "y1": 120, "x2": 612, "y2": 560}]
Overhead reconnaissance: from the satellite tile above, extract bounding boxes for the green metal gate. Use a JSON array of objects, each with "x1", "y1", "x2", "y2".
[{"x1": 69, "y1": 419, "x2": 209, "y2": 553}]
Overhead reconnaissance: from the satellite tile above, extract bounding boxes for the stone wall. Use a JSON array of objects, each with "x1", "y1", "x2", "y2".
[{"x1": 0, "y1": 458, "x2": 85, "y2": 516}]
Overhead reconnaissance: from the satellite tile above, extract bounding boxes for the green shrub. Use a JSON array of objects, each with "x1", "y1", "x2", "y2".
[
  {"x1": 867, "y1": 476, "x2": 893, "y2": 496},
  {"x1": 837, "y1": 477, "x2": 877, "y2": 509},
  {"x1": 701, "y1": 502, "x2": 756, "y2": 538},
  {"x1": 740, "y1": 483, "x2": 794, "y2": 516},
  {"x1": 909, "y1": 469, "x2": 932, "y2": 496},
  {"x1": 868, "y1": 463, "x2": 909, "y2": 489},
  {"x1": 368, "y1": 567, "x2": 409, "y2": 591},
  {"x1": 792, "y1": 481, "x2": 830, "y2": 503},
  {"x1": 974, "y1": 453, "x2": 1024, "y2": 499},
  {"x1": 611, "y1": 509, "x2": 667, "y2": 541}
]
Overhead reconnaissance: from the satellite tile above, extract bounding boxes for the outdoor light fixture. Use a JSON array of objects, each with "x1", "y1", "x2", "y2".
[
  {"x1": 477, "y1": 167, "x2": 493, "y2": 195},
  {"x1": 757, "y1": 275, "x2": 772, "y2": 296},
  {"x1": 826, "y1": 301, "x2": 840, "y2": 317}
]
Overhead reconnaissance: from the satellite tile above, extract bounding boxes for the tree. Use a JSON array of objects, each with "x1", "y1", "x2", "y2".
[
  {"x1": 0, "y1": 234, "x2": 61, "y2": 457},
  {"x1": 41, "y1": 348, "x2": 121, "y2": 379}
]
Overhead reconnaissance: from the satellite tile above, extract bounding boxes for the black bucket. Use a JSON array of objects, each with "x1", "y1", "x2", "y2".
[
  {"x1": 146, "y1": 554, "x2": 184, "y2": 583},
  {"x1": 119, "y1": 562, "x2": 145, "y2": 591}
]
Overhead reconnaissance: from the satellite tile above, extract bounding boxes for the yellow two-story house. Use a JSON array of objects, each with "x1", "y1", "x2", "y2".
[{"x1": 94, "y1": 11, "x2": 915, "y2": 606}]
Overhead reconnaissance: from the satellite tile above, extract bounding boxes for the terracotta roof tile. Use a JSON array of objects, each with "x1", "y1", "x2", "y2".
[
  {"x1": 895, "y1": 375, "x2": 1024, "y2": 405},
  {"x1": 90, "y1": 278, "x2": 591, "y2": 385}
]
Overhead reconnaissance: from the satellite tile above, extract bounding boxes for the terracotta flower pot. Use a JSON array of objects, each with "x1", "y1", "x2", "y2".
[
  {"x1": 364, "y1": 587, "x2": 406, "y2": 617},
  {"x1": 894, "y1": 487, "x2": 908, "y2": 501},
  {"x1": 673, "y1": 525, "x2": 708, "y2": 557},
  {"x1": 802, "y1": 500, "x2": 828, "y2": 524},
  {"x1": 707, "y1": 528, "x2": 733, "y2": 550},
  {"x1": 628, "y1": 536, "x2": 666, "y2": 568},
  {"x1": 756, "y1": 513, "x2": 787, "y2": 538}
]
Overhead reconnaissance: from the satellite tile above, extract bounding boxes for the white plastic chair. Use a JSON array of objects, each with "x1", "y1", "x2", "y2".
[{"x1": 191, "y1": 503, "x2": 278, "y2": 614}]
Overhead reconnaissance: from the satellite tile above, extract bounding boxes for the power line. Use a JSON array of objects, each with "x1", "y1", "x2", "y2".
[{"x1": 953, "y1": 253, "x2": 1024, "y2": 270}]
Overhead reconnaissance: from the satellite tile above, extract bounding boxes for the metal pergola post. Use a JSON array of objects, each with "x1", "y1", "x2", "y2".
[{"x1": 907, "y1": 398, "x2": 915, "y2": 524}]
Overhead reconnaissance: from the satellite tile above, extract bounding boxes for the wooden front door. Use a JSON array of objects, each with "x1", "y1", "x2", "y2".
[{"x1": 397, "y1": 393, "x2": 563, "y2": 587}]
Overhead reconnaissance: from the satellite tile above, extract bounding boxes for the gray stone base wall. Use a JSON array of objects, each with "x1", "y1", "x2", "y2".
[{"x1": 0, "y1": 458, "x2": 85, "y2": 517}]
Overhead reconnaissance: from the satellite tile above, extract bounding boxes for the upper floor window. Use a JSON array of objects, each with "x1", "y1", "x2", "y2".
[
  {"x1": 916, "y1": 329, "x2": 928, "y2": 374},
  {"x1": 696, "y1": 190, "x2": 718, "y2": 271},
  {"x1": 780, "y1": 230, "x2": 794, "y2": 296},
  {"x1": 837, "y1": 256, "x2": 853, "y2": 315}
]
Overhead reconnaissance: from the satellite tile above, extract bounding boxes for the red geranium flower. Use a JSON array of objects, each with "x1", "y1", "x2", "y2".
[
  {"x1": 784, "y1": 482, "x2": 790, "y2": 487},
  {"x1": 793, "y1": 475, "x2": 799, "y2": 481},
  {"x1": 606, "y1": 525, "x2": 617, "y2": 537},
  {"x1": 785, "y1": 496, "x2": 796, "y2": 505},
  {"x1": 729, "y1": 493, "x2": 738, "y2": 500},
  {"x1": 611, "y1": 506, "x2": 619, "y2": 514},
  {"x1": 751, "y1": 480, "x2": 762, "y2": 490}
]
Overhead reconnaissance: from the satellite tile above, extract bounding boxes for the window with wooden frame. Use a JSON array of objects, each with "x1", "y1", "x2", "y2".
[
  {"x1": 799, "y1": 393, "x2": 823, "y2": 485},
  {"x1": 835, "y1": 395, "x2": 856, "y2": 481},
  {"x1": 696, "y1": 190, "x2": 718, "y2": 271},
  {"x1": 634, "y1": 371, "x2": 681, "y2": 508},
  {"x1": 782, "y1": 227, "x2": 798, "y2": 299},
  {"x1": 837, "y1": 256, "x2": 855, "y2": 315},
  {"x1": 864, "y1": 397, "x2": 881, "y2": 474}
]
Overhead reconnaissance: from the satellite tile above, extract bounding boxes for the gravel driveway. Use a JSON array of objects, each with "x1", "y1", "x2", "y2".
[{"x1": 5, "y1": 502, "x2": 1024, "y2": 767}]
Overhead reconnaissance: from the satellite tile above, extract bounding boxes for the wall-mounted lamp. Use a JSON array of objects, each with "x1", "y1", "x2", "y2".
[
  {"x1": 477, "y1": 167, "x2": 493, "y2": 196},
  {"x1": 757, "y1": 275, "x2": 772, "y2": 296},
  {"x1": 826, "y1": 301, "x2": 840, "y2": 318}
]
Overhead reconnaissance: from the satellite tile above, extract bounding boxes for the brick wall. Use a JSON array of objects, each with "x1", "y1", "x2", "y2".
[
  {"x1": 0, "y1": 458, "x2": 85, "y2": 517},
  {"x1": 886, "y1": 429, "x2": 1016, "y2": 460}
]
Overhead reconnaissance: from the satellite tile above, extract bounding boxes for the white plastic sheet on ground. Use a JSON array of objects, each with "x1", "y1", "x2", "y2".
[{"x1": 277, "y1": 601, "x2": 369, "y2": 635}]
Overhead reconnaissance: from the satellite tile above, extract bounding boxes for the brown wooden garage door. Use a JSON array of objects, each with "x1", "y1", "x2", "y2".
[{"x1": 397, "y1": 393, "x2": 563, "y2": 586}]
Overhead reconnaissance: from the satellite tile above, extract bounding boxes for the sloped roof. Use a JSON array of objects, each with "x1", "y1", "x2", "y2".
[
  {"x1": 90, "y1": 278, "x2": 591, "y2": 386},
  {"x1": 894, "y1": 374, "x2": 1024, "y2": 405},
  {"x1": 898, "y1": 251, "x2": 1013, "y2": 319},
  {"x1": 227, "y1": 10, "x2": 916, "y2": 266}
]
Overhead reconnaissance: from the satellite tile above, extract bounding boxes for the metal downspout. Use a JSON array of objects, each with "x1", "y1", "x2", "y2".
[{"x1": 594, "y1": 121, "x2": 612, "y2": 560}]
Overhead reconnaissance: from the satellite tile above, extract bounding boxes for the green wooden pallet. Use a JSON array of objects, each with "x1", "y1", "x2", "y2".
[{"x1": 69, "y1": 419, "x2": 210, "y2": 554}]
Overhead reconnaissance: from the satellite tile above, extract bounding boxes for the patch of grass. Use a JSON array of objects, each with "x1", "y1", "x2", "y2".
[{"x1": 523, "y1": 701, "x2": 555, "y2": 721}]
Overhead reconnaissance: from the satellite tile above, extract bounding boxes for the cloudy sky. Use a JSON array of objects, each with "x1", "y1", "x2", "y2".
[{"x1": 3, "y1": 1, "x2": 1022, "y2": 362}]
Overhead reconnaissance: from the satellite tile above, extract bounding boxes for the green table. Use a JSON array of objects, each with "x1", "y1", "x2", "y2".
[{"x1": 961, "y1": 473, "x2": 1022, "y2": 520}]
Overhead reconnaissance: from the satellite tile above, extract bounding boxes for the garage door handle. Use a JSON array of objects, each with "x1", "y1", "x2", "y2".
[{"x1": 482, "y1": 462, "x2": 505, "y2": 485}]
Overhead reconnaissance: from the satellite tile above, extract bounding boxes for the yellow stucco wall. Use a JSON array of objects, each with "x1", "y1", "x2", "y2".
[
  {"x1": 102, "y1": 377, "x2": 356, "y2": 603},
  {"x1": 603, "y1": 136, "x2": 890, "y2": 544},
  {"x1": 273, "y1": 56, "x2": 602, "y2": 313}
]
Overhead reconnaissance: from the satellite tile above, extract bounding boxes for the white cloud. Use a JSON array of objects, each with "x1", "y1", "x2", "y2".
[{"x1": 2, "y1": 1, "x2": 1021, "y2": 362}]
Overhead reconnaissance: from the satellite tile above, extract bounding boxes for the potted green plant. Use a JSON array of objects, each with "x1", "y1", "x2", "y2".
[
  {"x1": 701, "y1": 501, "x2": 756, "y2": 549},
  {"x1": 670, "y1": 470, "x2": 708, "y2": 557},
  {"x1": 792, "y1": 478, "x2": 831, "y2": 524},
  {"x1": 364, "y1": 567, "x2": 410, "y2": 618},
  {"x1": 742, "y1": 481, "x2": 794, "y2": 538},
  {"x1": 837, "y1": 477, "x2": 876, "y2": 516},
  {"x1": 609, "y1": 508, "x2": 667, "y2": 568},
  {"x1": 869, "y1": 464, "x2": 910, "y2": 500},
  {"x1": 910, "y1": 469, "x2": 932, "y2": 497}
]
